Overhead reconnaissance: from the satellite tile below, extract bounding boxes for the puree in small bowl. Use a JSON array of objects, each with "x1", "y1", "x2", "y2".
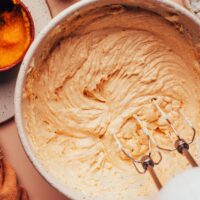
[{"x1": 0, "y1": 0, "x2": 34, "y2": 71}]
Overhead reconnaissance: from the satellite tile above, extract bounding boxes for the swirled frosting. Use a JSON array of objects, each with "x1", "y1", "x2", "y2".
[{"x1": 23, "y1": 6, "x2": 200, "y2": 200}]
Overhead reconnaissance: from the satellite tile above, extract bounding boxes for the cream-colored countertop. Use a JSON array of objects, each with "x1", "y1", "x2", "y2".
[{"x1": 0, "y1": 1, "x2": 187, "y2": 200}]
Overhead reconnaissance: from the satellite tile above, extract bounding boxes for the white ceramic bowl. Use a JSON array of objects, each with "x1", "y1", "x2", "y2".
[{"x1": 15, "y1": 0, "x2": 200, "y2": 199}]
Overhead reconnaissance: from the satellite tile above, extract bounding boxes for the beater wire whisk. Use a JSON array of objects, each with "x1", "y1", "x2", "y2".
[
  {"x1": 112, "y1": 115, "x2": 163, "y2": 190},
  {"x1": 152, "y1": 98, "x2": 198, "y2": 167},
  {"x1": 112, "y1": 97, "x2": 198, "y2": 190}
]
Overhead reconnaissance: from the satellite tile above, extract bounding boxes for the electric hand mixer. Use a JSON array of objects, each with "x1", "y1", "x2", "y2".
[{"x1": 112, "y1": 97, "x2": 198, "y2": 191}]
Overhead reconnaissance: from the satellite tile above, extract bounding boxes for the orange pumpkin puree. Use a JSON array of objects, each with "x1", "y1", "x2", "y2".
[{"x1": 0, "y1": 6, "x2": 32, "y2": 69}]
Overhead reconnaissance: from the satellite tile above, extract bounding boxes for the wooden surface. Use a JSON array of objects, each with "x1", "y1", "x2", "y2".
[{"x1": 0, "y1": 0, "x2": 185, "y2": 200}]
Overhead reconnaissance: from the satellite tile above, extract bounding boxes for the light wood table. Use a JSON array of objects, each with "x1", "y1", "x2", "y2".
[{"x1": 0, "y1": 0, "x2": 185, "y2": 200}]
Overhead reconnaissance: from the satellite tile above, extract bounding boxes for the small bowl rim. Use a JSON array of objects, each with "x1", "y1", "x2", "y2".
[
  {"x1": 183, "y1": 0, "x2": 200, "y2": 17},
  {"x1": 14, "y1": 0, "x2": 200, "y2": 200},
  {"x1": 0, "y1": 1, "x2": 35, "y2": 72}
]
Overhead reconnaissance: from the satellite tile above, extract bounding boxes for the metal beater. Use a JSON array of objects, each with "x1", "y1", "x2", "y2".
[{"x1": 112, "y1": 97, "x2": 198, "y2": 190}]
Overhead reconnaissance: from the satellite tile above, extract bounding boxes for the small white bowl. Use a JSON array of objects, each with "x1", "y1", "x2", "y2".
[{"x1": 15, "y1": 0, "x2": 200, "y2": 199}]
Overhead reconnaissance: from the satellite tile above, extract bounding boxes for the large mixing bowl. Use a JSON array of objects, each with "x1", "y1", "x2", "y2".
[{"x1": 15, "y1": 0, "x2": 200, "y2": 199}]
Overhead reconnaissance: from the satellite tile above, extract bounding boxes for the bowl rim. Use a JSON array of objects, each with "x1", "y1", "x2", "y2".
[
  {"x1": 0, "y1": 1, "x2": 35, "y2": 72},
  {"x1": 14, "y1": 0, "x2": 200, "y2": 199}
]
